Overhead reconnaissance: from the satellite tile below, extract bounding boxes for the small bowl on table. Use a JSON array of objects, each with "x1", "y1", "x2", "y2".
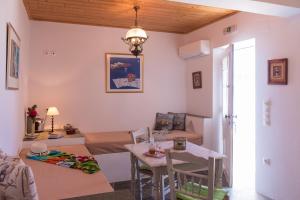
[{"x1": 173, "y1": 137, "x2": 187, "y2": 150}]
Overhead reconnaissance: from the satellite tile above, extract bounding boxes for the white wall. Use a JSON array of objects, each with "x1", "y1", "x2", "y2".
[
  {"x1": 186, "y1": 55, "x2": 213, "y2": 117},
  {"x1": 28, "y1": 21, "x2": 186, "y2": 133},
  {"x1": 182, "y1": 12, "x2": 300, "y2": 199},
  {"x1": 211, "y1": 48, "x2": 226, "y2": 153},
  {"x1": 0, "y1": 0, "x2": 30, "y2": 156}
]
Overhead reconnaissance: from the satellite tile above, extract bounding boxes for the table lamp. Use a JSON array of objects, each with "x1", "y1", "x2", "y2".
[{"x1": 47, "y1": 107, "x2": 59, "y2": 133}]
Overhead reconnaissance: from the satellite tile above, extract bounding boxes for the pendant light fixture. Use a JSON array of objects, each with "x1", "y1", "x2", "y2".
[{"x1": 122, "y1": 6, "x2": 148, "y2": 57}]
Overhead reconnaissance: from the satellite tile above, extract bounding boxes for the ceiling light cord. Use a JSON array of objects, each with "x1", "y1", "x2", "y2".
[{"x1": 134, "y1": 5, "x2": 140, "y2": 27}]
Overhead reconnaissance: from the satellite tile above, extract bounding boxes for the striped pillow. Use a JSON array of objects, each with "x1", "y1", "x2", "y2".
[
  {"x1": 154, "y1": 113, "x2": 175, "y2": 130},
  {"x1": 169, "y1": 112, "x2": 186, "y2": 131}
]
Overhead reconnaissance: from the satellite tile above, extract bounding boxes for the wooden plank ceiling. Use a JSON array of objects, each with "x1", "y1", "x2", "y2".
[{"x1": 23, "y1": 0, "x2": 237, "y2": 34}]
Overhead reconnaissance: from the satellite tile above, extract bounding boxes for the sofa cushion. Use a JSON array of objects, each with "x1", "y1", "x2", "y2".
[
  {"x1": 154, "y1": 113, "x2": 175, "y2": 130},
  {"x1": 169, "y1": 112, "x2": 186, "y2": 131},
  {"x1": 85, "y1": 131, "x2": 132, "y2": 154},
  {"x1": 153, "y1": 130, "x2": 202, "y2": 145}
]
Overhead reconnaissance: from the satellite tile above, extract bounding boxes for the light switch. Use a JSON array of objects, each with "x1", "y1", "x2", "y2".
[{"x1": 263, "y1": 99, "x2": 271, "y2": 126}]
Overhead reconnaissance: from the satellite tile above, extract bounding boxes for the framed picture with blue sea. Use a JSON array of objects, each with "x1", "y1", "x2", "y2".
[{"x1": 105, "y1": 53, "x2": 144, "y2": 93}]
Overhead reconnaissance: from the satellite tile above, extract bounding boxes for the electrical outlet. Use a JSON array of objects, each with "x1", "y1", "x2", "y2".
[
  {"x1": 263, "y1": 158, "x2": 271, "y2": 165},
  {"x1": 43, "y1": 49, "x2": 56, "y2": 56},
  {"x1": 223, "y1": 25, "x2": 237, "y2": 35}
]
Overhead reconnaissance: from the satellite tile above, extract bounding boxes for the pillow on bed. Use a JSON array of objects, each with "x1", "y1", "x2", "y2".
[
  {"x1": 0, "y1": 157, "x2": 38, "y2": 200},
  {"x1": 154, "y1": 113, "x2": 174, "y2": 131},
  {"x1": 169, "y1": 112, "x2": 186, "y2": 131}
]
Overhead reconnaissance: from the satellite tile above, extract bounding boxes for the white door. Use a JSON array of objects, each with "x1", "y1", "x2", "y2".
[
  {"x1": 222, "y1": 44, "x2": 234, "y2": 187},
  {"x1": 232, "y1": 39, "x2": 256, "y2": 190}
]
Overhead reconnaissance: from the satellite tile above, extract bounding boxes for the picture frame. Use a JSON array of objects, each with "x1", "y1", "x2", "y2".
[
  {"x1": 268, "y1": 58, "x2": 288, "y2": 85},
  {"x1": 105, "y1": 53, "x2": 144, "y2": 93},
  {"x1": 192, "y1": 71, "x2": 202, "y2": 89},
  {"x1": 6, "y1": 23, "x2": 21, "y2": 90}
]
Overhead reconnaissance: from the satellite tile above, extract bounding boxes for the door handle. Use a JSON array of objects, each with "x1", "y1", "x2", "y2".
[{"x1": 225, "y1": 115, "x2": 237, "y2": 119}]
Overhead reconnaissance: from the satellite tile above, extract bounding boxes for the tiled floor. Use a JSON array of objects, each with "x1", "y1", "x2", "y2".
[
  {"x1": 112, "y1": 180, "x2": 160, "y2": 200},
  {"x1": 112, "y1": 180, "x2": 271, "y2": 200},
  {"x1": 229, "y1": 188, "x2": 271, "y2": 200}
]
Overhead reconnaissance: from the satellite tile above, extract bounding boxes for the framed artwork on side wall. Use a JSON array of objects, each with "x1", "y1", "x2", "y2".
[
  {"x1": 6, "y1": 23, "x2": 21, "y2": 90},
  {"x1": 192, "y1": 71, "x2": 202, "y2": 89},
  {"x1": 268, "y1": 58, "x2": 288, "y2": 85},
  {"x1": 105, "y1": 53, "x2": 144, "y2": 93}
]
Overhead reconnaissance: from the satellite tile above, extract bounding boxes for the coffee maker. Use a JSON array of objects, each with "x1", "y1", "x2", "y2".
[{"x1": 35, "y1": 118, "x2": 45, "y2": 133}]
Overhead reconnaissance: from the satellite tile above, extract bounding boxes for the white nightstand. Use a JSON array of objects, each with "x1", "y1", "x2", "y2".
[{"x1": 22, "y1": 130, "x2": 85, "y2": 149}]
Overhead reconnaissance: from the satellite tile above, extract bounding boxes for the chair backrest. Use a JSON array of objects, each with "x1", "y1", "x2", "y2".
[
  {"x1": 166, "y1": 149, "x2": 215, "y2": 200},
  {"x1": 130, "y1": 127, "x2": 150, "y2": 144}
]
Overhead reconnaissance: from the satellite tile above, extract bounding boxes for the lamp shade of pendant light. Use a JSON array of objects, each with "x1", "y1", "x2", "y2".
[{"x1": 122, "y1": 6, "x2": 148, "y2": 57}]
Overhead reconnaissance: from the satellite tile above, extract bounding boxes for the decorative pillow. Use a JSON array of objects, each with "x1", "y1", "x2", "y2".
[
  {"x1": 0, "y1": 157, "x2": 38, "y2": 200},
  {"x1": 169, "y1": 112, "x2": 186, "y2": 131},
  {"x1": 154, "y1": 113, "x2": 175, "y2": 131}
]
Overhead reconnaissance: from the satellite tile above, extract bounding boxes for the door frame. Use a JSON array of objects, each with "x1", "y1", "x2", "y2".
[{"x1": 221, "y1": 44, "x2": 234, "y2": 187}]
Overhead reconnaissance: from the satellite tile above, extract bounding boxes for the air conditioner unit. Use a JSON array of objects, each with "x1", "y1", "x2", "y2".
[{"x1": 179, "y1": 40, "x2": 210, "y2": 59}]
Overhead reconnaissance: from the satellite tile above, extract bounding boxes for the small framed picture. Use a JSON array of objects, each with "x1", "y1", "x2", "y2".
[
  {"x1": 192, "y1": 71, "x2": 202, "y2": 89},
  {"x1": 105, "y1": 53, "x2": 144, "y2": 93},
  {"x1": 6, "y1": 23, "x2": 21, "y2": 89},
  {"x1": 268, "y1": 58, "x2": 288, "y2": 85}
]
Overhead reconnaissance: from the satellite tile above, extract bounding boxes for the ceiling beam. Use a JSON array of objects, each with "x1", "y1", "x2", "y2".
[{"x1": 169, "y1": 0, "x2": 300, "y2": 17}]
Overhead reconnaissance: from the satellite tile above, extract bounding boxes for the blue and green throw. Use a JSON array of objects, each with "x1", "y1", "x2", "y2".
[{"x1": 27, "y1": 150, "x2": 100, "y2": 174}]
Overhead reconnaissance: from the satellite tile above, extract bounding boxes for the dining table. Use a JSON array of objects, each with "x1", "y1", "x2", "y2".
[
  {"x1": 124, "y1": 141, "x2": 225, "y2": 200},
  {"x1": 62, "y1": 189, "x2": 132, "y2": 200}
]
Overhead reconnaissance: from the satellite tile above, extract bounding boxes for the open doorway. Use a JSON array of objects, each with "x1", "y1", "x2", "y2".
[
  {"x1": 213, "y1": 38, "x2": 256, "y2": 191},
  {"x1": 232, "y1": 39, "x2": 256, "y2": 191}
]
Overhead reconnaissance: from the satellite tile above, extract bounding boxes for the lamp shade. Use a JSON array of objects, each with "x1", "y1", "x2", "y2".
[
  {"x1": 47, "y1": 107, "x2": 59, "y2": 116},
  {"x1": 125, "y1": 28, "x2": 148, "y2": 40}
]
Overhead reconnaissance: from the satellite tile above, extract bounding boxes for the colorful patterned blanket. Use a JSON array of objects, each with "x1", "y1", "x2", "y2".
[{"x1": 27, "y1": 150, "x2": 100, "y2": 174}]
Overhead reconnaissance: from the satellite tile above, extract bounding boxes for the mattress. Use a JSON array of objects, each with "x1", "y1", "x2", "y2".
[
  {"x1": 20, "y1": 144, "x2": 113, "y2": 200},
  {"x1": 154, "y1": 130, "x2": 203, "y2": 145},
  {"x1": 84, "y1": 131, "x2": 132, "y2": 155},
  {"x1": 84, "y1": 130, "x2": 202, "y2": 155}
]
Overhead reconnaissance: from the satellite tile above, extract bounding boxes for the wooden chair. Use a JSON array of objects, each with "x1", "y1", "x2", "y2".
[
  {"x1": 130, "y1": 127, "x2": 153, "y2": 200},
  {"x1": 130, "y1": 128, "x2": 169, "y2": 200},
  {"x1": 130, "y1": 127, "x2": 150, "y2": 144},
  {"x1": 166, "y1": 150, "x2": 228, "y2": 200}
]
